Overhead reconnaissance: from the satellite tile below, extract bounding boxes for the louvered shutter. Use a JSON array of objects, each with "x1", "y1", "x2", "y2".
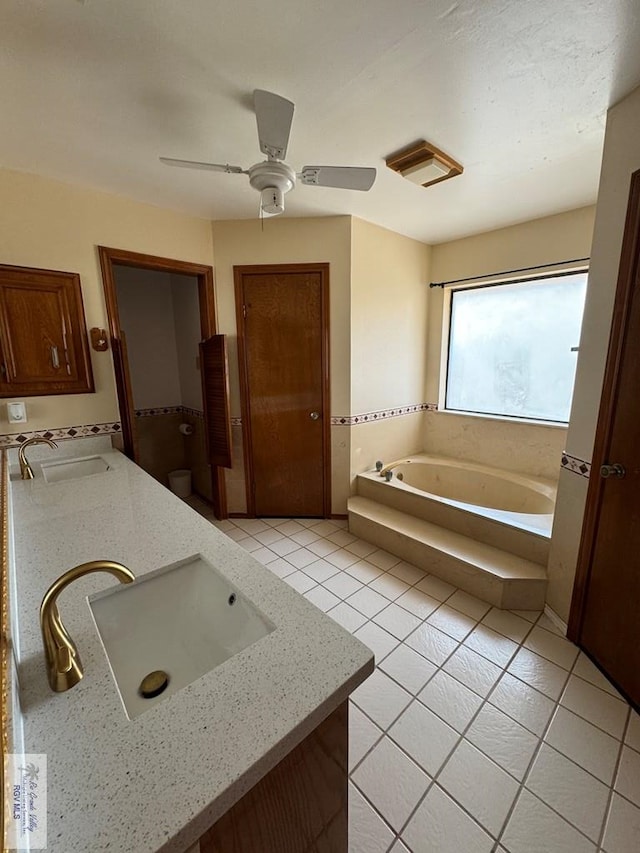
[{"x1": 200, "y1": 335, "x2": 232, "y2": 468}]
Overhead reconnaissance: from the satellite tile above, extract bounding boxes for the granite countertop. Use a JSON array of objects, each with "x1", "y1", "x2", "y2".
[{"x1": 8, "y1": 446, "x2": 373, "y2": 852}]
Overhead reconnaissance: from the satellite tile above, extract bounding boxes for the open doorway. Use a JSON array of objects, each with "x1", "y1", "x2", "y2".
[{"x1": 98, "y1": 247, "x2": 231, "y2": 518}]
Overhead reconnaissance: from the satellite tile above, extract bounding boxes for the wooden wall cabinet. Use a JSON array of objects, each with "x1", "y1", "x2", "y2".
[{"x1": 0, "y1": 264, "x2": 94, "y2": 397}]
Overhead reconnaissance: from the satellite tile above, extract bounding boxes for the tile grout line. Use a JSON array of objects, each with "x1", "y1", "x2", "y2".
[
  {"x1": 493, "y1": 644, "x2": 615, "y2": 850},
  {"x1": 387, "y1": 614, "x2": 543, "y2": 845},
  {"x1": 350, "y1": 604, "x2": 636, "y2": 849},
  {"x1": 347, "y1": 600, "x2": 494, "y2": 846},
  {"x1": 491, "y1": 666, "x2": 574, "y2": 849},
  {"x1": 596, "y1": 703, "x2": 632, "y2": 850},
  {"x1": 339, "y1": 577, "x2": 631, "y2": 846},
  {"x1": 350, "y1": 605, "x2": 539, "y2": 847},
  {"x1": 214, "y1": 515, "x2": 637, "y2": 851}
]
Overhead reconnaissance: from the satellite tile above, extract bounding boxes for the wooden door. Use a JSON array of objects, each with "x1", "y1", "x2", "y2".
[
  {"x1": 235, "y1": 265, "x2": 330, "y2": 518},
  {"x1": 111, "y1": 333, "x2": 139, "y2": 462},
  {"x1": 569, "y1": 170, "x2": 640, "y2": 708}
]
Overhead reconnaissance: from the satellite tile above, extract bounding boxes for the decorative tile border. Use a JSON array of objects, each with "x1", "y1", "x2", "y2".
[
  {"x1": 0, "y1": 405, "x2": 206, "y2": 450},
  {"x1": 229, "y1": 404, "x2": 437, "y2": 428},
  {"x1": 561, "y1": 452, "x2": 591, "y2": 478},
  {"x1": 331, "y1": 403, "x2": 436, "y2": 426},
  {"x1": 134, "y1": 406, "x2": 204, "y2": 419},
  {"x1": 0, "y1": 422, "x2": 121, "y2": 449},
  {"x1": 182, "y1": 406, "x2": 204, "y2": 420},
  {"x1": 134, "y1": 406, "x2": 182, "y2": 417}
]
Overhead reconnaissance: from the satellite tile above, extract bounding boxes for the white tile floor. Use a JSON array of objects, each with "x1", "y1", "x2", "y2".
[{"x1": 189, "y1": 500, "x2": 640, "y2": 853}]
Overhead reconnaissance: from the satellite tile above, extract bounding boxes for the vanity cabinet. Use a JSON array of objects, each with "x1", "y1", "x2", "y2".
[
  {"x1": 0, "y1": 264, "x2": 94, "y2": 396},
  {"x1": 199, "y1": 702, "x2": 348, "y2": 853}
]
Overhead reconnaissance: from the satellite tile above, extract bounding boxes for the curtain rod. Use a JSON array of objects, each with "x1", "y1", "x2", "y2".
[{"x1": 429, "y1": 257, "x2": 590, "y2": 288}]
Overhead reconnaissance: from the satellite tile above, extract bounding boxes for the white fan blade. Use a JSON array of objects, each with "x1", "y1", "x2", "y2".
[
  {"x1": 253, "y1": 90, "x2": 295, "y2": 160},
  {"x1": 299, "y1": 166, "x2": 376, "y2": 191},
  {"x1": 159, "y1": 157, "x2": 246, "y2": 174}
]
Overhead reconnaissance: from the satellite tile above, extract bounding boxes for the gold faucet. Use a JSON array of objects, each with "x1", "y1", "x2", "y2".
[
  {"x1": 18, "y1": 437, "x2": 58, "y2": 480},
  {"x1": 377, "y1": 460, "x2": 398, "y2": 477},
  {"x1": 40, "y1": 561, "x2": 136, "y2": 693}
]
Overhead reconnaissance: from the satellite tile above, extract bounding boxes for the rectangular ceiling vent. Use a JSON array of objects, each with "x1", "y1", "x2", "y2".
[{"x1": 385, "y1": 140, "x2": 463, "y2": 188}]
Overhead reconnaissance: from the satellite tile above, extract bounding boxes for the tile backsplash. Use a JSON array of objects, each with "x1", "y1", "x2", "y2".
[{"x1": 0, "y1": 421, "x2": 121, "y2": 449}]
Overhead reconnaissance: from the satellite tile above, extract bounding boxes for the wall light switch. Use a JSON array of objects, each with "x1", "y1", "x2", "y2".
[{"x1": 7, "y1": 402, "x2": 27, "y2": 424}]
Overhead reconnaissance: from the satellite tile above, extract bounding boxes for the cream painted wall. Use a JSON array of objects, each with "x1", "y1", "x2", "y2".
[
  {"x1": 115, "y1": 267, "x2": 182, "y2": 410},
  {"x1": 350, "y1": 218, "x2": 430, "y2": 414},
  {"x1": 547, "y1": 85, "x2": 640, "y2": 621},
  {"x1": 0, "y1": 168, "x2": 214, "y2": 435},
  {"x1": 424, "y1": 206, "x2": 596, "y2": 479},
  {"x1": 211, "y1": 216, "x2": 352, "y2": 416},
  {"x1": 171, "y1": 274, "x2": 203, "y2": 412},
  {"x1": 349, "y1": 218, "x2": 430, "y2": 493},
  {"x1": 115, "y1": 268, "x2": 203, "y2": 411},
  {"x1": 211, "y1": 216, "x2": 352, "y2": 514}
]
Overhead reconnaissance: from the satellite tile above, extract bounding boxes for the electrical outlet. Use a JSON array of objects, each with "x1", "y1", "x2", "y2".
[{"x1": 7, "y1": 402, "x2": 27, "y2": 423}]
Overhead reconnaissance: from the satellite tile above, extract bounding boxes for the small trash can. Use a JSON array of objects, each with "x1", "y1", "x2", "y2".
[{"x1": 168, "y1": 469, "x2": 192, "y2": 498}]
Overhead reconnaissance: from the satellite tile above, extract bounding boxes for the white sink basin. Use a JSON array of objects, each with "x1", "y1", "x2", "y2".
[
  {"x1": 41, "y1": 455, "x2": 112, "y2": 483},
  {"x1": 88, "y1": 556, "x2": 275, "y2": 719}
]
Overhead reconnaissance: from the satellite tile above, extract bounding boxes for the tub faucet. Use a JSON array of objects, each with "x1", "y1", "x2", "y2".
[
  {"x1": 378, "y1": 461, "x2": 397, "y2": 477},
  {"x1": 41, "y1": 560, "x2": 135, "y2": 692},
  {"x1": 18, "y1": 437, "x2": 58, "y2": 480}
]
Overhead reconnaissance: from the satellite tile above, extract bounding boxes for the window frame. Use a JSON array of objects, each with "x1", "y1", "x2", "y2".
[{"x1": 438, "y1": 267, "x2": 589, "y2": 427}]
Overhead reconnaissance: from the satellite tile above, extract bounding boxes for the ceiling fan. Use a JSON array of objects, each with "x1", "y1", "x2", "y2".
[{"x1": 160, "y1": 90, "x2": 376, "y2": 217}]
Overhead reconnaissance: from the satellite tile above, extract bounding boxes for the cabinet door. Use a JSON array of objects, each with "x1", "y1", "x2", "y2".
[{"x1": 0, "y1": 265, "x2": 94, "y2": 396}]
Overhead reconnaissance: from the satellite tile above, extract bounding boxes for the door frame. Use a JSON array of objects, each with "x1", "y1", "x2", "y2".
[
  {"x1": 234, "y1": 263, "x2": 332, "y2": 518},
  {"x1": 568, "y1": 169, "x2": 640, "y2": 642},
  {"x1": 97, "y1": 246, "x2": 228, "y2": 518}
]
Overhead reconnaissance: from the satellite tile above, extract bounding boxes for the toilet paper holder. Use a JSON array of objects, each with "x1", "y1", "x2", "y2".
[{"x1": 179, "y1": 423, "x2": 194, "y2": 436}]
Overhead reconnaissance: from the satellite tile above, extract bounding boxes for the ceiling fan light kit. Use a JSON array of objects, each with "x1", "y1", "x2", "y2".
[
  {"x1": 385, "y1": 140, "x2": 463, "y2": 188},
  {"x1": 260, "y1": 187, "x2": 285, "y2": 216},
  {"x1": 160, "y1": 89, "x2": 377, "y2": 218}
]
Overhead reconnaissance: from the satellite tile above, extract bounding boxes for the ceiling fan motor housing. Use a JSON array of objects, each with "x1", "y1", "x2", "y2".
[
  {"x1": 250, "y1": 160, "x2": 296, "y2": 215},
  {"x1": 249, "y1": 160, "x2": 296, "y2": 195}
]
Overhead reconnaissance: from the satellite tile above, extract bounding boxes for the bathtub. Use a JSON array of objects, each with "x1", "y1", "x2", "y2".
[{"x1": 355, "y1": 454, "x2": 556, "y2": 565}]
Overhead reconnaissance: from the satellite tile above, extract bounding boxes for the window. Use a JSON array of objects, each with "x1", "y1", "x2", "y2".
[{"x1": 444, "y1": 271, "x2": 588, "y2": 423}]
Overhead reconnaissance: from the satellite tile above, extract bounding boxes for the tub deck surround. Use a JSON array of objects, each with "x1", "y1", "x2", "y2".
[
  {"x1": 357, "y1": 455, "x2": 555, "y2": 566},
  {"x1": 349, "y1": 497, "x2": 547, "y2": 610},
  {"x1": 7, "y1": 450, "x2": 373, "y2": 853},
  {"x1": 349, "y1": 455, "x2": 554, "y2": 610}
]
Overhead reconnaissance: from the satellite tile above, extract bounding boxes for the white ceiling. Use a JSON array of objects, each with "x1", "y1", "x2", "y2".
[{"x1": 2, "y1": 0, "x2": 640, "y2": 244}]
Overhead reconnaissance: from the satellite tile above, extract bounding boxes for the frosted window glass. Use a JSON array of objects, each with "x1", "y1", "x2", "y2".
[{"x1": 446, "y1": 273, "x2": 587, "y2": 423}]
